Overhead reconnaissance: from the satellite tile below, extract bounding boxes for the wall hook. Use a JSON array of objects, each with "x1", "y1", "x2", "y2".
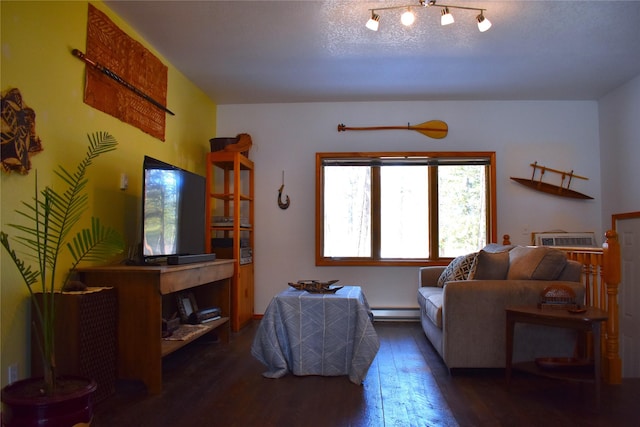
[{"x1": 278, "y1": 170, "x2": 290, "y2": 209}]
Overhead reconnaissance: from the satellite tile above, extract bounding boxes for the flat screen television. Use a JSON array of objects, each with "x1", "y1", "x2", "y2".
[{"x1": 141, "y1": 156, "x2": 206, "y2": 263}]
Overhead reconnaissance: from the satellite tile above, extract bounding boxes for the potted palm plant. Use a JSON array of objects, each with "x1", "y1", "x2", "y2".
[{"x1": 1, "y1": 131, "x2": 124, "y2": 426}]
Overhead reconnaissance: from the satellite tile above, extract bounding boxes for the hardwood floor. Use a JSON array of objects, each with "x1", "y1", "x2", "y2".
[{"x1": 93, "y1": 321, "x2": 640, "y2": 426}]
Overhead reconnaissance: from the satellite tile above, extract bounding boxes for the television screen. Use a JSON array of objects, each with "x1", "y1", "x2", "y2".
[{"x1": 142, "y1": 156, "x2": 206, "y2": 261}]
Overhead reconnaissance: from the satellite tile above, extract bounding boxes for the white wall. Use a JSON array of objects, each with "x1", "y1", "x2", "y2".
[
  {"x1": 217, "y1": 101, "x2": 602, "y2": 314},
  {"x1": 598, "y1": 74, "x2": 640, "y2": 227}
]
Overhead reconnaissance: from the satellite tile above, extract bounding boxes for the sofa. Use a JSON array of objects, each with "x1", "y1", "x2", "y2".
[{"x1": 417, "y1": 244, "x2": 585, "y2": 370}]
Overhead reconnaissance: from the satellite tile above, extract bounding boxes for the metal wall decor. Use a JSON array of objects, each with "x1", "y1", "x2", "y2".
[{"x1": 278, "y1": 171, "x2": 290, "y2": 209}]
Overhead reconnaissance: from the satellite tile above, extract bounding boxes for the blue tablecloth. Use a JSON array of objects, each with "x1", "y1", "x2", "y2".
[{"x1": 251, "y1": 286, "x2": 379, "y2": 384}]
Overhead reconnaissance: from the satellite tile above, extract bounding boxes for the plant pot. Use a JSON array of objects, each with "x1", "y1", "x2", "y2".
[
  {"x1": 1, "y1": 376, "x2": 97, "y2": 427},
  {"x1": 31, "y1": 289, "x2": 117, "y2": 404}
]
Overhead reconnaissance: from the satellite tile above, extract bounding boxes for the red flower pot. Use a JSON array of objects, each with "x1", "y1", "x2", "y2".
[{"x1": 1, "y1": 376, "x2": 97, "y2": 426}]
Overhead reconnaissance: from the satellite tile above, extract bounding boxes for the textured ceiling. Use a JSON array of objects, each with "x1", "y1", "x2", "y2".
[{"x1": 104, "y1": 1, "x2": 640, "y2": 104}]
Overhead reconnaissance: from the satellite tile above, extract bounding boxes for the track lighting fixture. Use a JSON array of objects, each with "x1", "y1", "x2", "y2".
[
  {"x1": 401, "y1": 8, "x2": 416, "y2": 26},
  {"x1": 440, "y1": 7, "x2": 454, "y2": 26},
  {"x1": 366, "y1": 12, "x2": 380, "y2": 31},
  {"x1": 366, "y1": 0, "x2": 491, "y2": 33},
  {"x1": 476, "y1": 11, "x2": 492, "y2": 32}
]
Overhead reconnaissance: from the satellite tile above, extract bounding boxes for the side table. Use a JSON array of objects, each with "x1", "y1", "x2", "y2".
[{"x1": 505, "y1": 305, "x2": 608, "y2": 402}]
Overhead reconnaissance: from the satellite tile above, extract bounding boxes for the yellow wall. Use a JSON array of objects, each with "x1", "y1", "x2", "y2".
[{"x1": 0, "y1": 1, "x2": 217, "y2": 387}]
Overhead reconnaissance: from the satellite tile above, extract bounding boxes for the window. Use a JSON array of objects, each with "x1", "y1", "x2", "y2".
[{"x1": 316, "y1": 152, "x2": 496, "y2": 266}]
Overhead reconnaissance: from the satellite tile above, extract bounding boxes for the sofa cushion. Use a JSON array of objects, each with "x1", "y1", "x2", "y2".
[
  {"x1": 507, "y1": 246, "x2": 568, "y2": 280},
  {"x1": 468, "y1": 250, "x2": 510, "y2": 280},
  {"x1": 481, "y1": 243, "x2": 515, "y2": 253},
  {"x1": 437, "y1": 252, "x2": 477, "y2": 287},
  {"x1": 557, "y1": 260, "x2": 582, "y2": 282},
  {"x1": 418, "y1": 287, "x2": 443, "y2": 329}
]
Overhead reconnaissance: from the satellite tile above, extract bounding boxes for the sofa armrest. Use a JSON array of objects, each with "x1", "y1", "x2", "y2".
[
  {"x1": 419, "y1": 266, "x2": 446, "y2": 288},
  {"x1": 440, "y1": 279, "x2": 585, "y2": 367}
]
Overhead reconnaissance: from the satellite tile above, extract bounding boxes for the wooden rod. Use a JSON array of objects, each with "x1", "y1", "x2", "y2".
[
  {"x1": 72, "y1": 49, "x2": 175, "y2": 116},
  {"x1": 530, "y1": 163, "x2": 587, "y2": 180}
]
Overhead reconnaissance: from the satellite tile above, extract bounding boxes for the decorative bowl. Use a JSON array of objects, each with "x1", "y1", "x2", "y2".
[{"x1": 288, "y1": 280, "x2": 341, "y2": 293}]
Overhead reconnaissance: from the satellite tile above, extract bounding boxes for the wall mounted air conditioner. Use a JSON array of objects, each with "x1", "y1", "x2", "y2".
[{"x1": 531, "y1": 231, "x2": 598, "y2": 248}]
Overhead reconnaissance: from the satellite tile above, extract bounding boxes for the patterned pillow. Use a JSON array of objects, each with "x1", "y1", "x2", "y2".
[{"x1": 437, "y1": 252, "x2": 477, "y2": 287}]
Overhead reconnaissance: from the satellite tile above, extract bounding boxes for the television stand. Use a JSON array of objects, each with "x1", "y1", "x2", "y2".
[
  {"x1": 167, "y1": 253, "x2": 216, "y2": 265},
  {"x1": 76, "y1": 259, "x2": 233, "y2": 394}
]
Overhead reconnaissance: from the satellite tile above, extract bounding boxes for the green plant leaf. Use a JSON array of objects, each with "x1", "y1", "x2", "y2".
[
  {"x1": 66, "y1": 217, "x2": 124, "y2": 264},
  {"x1": 0, "y1": 131, "x2": 123, "y2": 394},
  {"x1": 0, "y1": 232, "x2": 39, "y2": 289}
]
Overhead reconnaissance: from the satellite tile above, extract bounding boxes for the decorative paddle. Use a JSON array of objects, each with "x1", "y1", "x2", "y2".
[{"x1": 337, "y1": 120, "x2": 448, "y2": 139}]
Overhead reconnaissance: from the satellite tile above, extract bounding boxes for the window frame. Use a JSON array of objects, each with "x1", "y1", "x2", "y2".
[{"x1": 315, "y1": 151, "x2": 497, "y2": 266}]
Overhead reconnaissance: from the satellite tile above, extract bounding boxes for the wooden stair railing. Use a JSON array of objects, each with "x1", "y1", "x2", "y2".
[{"x1": 557, "y1": 230, "x2": 622, "y2": 384}]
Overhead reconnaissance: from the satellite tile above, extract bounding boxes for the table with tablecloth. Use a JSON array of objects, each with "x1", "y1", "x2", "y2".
[{"x1": 251, "y1": 286, "x2": 379, "y2": 384}]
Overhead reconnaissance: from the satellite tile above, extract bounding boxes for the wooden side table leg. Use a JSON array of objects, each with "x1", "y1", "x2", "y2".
[{"x1": 593, "y1": 321, "x2": 602, "y2": 408}]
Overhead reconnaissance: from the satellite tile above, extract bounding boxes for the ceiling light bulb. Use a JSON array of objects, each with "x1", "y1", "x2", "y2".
[
  {"x1": 401, "y1": 9, "x2": 415, "y2": 26},
  {"x1": 366, "y1": 13, "x2": 380, "y2": 31},
  {"x1": 477, "y1": 13, "x2": 492, "y2": 32},
  {"x1": 441, "y1": 8, "x2": 454, "y2": 26}
]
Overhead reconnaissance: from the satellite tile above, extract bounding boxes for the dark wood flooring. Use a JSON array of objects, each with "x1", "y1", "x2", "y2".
[{"x1": 93, "y1": 321, "x2": 640, "y2": 426}]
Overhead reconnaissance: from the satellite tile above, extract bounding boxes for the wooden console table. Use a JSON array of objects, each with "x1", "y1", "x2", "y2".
[
  {"x1": 77, "y1": 260, "x2": 234, "y2": 394},
  {"x1": 505, "y1": 305, "x2": 608, "y2": 403}
]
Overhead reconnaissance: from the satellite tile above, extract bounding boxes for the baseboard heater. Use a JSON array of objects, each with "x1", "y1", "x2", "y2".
[{"x1": 371, "y1": 308, "x2": 420, "y2": 321}]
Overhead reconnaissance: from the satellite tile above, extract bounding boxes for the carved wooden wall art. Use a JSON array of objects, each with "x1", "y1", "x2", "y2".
[
  {"x1": 1, "y1": 88, "x2": 43, "y2": 174},
  {"x1": 84, "y1": 4, "x2": 168, "y2": 141},
  {"x1": 510, "y1": 161, "x2": 593, "y2": 200}
]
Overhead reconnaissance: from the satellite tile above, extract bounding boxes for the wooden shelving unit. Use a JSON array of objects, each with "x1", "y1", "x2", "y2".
[
  {"x1": 206, "y1": 151, "x2": 254, "y2": 332},
  {"x1": 161, "y1": 317, "x2": 229, "y2": 357}
]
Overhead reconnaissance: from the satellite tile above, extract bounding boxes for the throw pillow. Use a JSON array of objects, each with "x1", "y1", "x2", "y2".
[
  {"x1": 481, "y1": 243, "x2": 515, "y2": 253},
  {"x1": 468, "y1": 250, "x2": 510, "y2": 280},
  {"x1": 437, "y1": 252, "x2": 477, "y2": 287},
  {"x1": 507, "y1": 246, "x2": 568, "y2": 280}
]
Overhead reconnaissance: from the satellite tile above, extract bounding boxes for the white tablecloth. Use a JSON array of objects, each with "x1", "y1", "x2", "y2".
[{"x1": 251, "y1": 286, "x2": 379, "y2": 384}]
